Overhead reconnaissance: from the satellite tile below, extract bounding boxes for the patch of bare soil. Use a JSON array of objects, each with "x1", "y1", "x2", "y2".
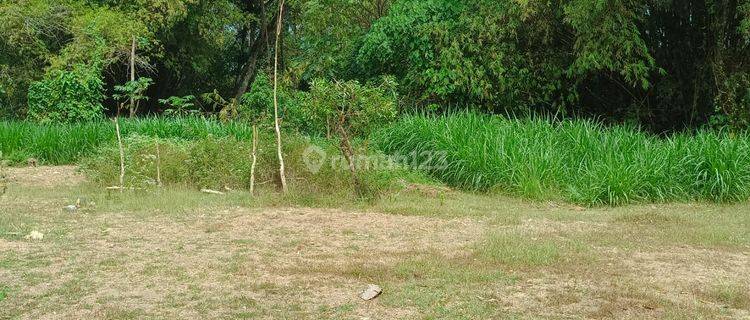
[
  {"x1": 5, "y1": 165, "x2": 83, "y2": 188},
  {"x1": 0, "y1": 207, "x2": 483, "y2": 319},
  {"x1": 491, "y1": 248, "x2": 750, "y2": 319}
]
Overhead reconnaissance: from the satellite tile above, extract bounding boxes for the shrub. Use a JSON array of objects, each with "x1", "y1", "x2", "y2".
[
  {"x1": 113, "y1": 77, "x2": 154, "y2": 117},
  {"x1": 80, "y1": 130, "x2": 420, "y2": 199},
  {"x1": 240, "y1": 73, "x2": 318, "y2": 135},
  {"x1": 160, "y1": 95, "x2": 199, "y2": 116},
  {"x1": 27, "y1": 65, "x2": 105, "y2": 123},
  {"x1": 239, "y1": 74, "x2": 274, "y2": 123}
]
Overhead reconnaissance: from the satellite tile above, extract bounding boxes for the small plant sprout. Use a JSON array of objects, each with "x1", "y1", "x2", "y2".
[
  {"x1": 113, "y1": 77, "x2": 154, "y2": 118},
  {"x1": 159, "y1": 95, "x2": 199, "y2": 117}
]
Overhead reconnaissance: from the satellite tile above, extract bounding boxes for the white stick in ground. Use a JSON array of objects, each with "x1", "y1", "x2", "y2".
[
  {"x1": 114, "y1": 118, "x2": 125, "y2": 193},
  {"x1": 156, "y1": 139, "x2": 162, "y2": 187},
  {"x1": 273, "y1": 0, "x2": 287, "y2": 193},
  {"x1": 250, "y1": 124, "x2": 258, "y2": 195}
]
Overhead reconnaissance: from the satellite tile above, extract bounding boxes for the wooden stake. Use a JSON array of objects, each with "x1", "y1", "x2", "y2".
[
  {"x1": 155, "y1": 139, "x2": 162, "y2": 188},
  {"x1": 273, "y1": 0, "x2": 287, "y2": 193},
  {"x1": 115, "y1": 118, "x2": 125, "y2": 193},
  {"x1": 250, "y1": 124, "x2": 258, "y2": 195},
  {"x1": 0, "y1": 161, "x2": 6, "y2": 197}
]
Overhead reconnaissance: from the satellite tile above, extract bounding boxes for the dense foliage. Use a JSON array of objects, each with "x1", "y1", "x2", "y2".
[
  {"x1": 2, "y1": 0, "x2": 747, "y2": 131},
  {"x1": 355, "y1": 0, "x2": 750, "y2": 131},
  {"x1": 27, "y1": 65, "x2": 105, "y2": 123}
]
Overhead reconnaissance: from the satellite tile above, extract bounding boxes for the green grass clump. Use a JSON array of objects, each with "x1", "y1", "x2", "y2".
[
  {"x1": 374, "y1": 112, "x2": 750, "y2": 205},
  {"x1": 0, "y1": 117, "x2": 254, "y2": 165}
]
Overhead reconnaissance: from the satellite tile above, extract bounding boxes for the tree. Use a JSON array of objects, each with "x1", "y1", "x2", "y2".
[
  {"x1": 273, "y1": 0, "x2": 288, "y2": 193},
  {"x1": 234, "y1": 0, "x2": 282, "y2": 100},
  {"x1": 0, "y1": 0, "x2": 72, "y2": 117},
  {"x1": 238, "y1": 79, "x2": 273, "y2": 195},
  {"x1": 289, "y1": 0, "x2": 393, "y2": 81},
  {"x1": 309, "y1": 77, "x2": 398, "y2": 196},
  {"x1": 354, "y1": 0, "x2": 750, "y2": 132}
]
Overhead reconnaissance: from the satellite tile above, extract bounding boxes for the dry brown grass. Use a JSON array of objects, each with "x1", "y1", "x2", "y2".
[{"x1": 1, "y1": 166, "x2": 749, "y2": 319}]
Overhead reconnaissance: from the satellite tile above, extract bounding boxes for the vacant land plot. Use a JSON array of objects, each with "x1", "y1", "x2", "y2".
[{"x1": 1, "y1": 166, "x2": 749, "y2": 319}]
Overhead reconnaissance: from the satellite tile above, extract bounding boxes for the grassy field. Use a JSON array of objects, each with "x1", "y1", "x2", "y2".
[
  {"x1": 376, "y1": 113, "x2": 750, "y2": 205},
  {"x1": 1, "y1": 166, "x2": 748, "y2": 319}
]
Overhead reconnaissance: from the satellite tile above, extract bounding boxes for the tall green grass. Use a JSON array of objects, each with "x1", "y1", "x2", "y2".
[
  {"x1": 0, "y1": 117, "x2": 255, "y2": 164},
  {"x1": 374, "y1": 113, "x2": 750, "y2": 205}
]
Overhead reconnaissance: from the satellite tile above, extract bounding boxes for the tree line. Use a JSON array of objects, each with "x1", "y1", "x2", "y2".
[{"x1": 1, "y1": 0, "x2": 749, "y2": 132}]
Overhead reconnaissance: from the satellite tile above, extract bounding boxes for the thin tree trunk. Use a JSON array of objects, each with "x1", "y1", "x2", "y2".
[
  {"x1": 115, "y1": 118, "x2": 125, "y2": 193},
  {"x1": 234, "y1": 43, "x2": 263, "y2": 101},
  {"x1": 129, "y1": 36, "x2": 136, "y2": 118},
  {"x1": 337, "y1": 123, "x2": 362, "y2": 196},
  {"x1": 273, "y1": 0, "x2": 287, "y2": 193},
  {"x1": 250, "y1": 124, "x2": 258, "y2": 195}
]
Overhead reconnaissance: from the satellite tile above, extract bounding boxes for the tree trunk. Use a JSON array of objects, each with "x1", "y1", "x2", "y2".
[
  {"x1": 273, "y1": 0, "x2": 288, "y2": 193},
  {"x1": 234, "y1": 0, "x2": 276, "y2": 101},
  {"x1": 234, "y1": 42, "x2": 264, "y2": 101},
  {"x1": 336, "y1": 122, "x2": 363, "y2": 197},
  {"x1": 129, "y1": 36, "x2": 136, "y2": 118}
]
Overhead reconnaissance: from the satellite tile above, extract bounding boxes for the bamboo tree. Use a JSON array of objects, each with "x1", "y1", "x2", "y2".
[{"x1": 273, "y1": 0, "x2": 287, "y2": 193}]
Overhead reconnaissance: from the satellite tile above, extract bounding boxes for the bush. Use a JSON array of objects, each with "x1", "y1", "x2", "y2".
[
  {"x1": 80, "y1": 130, "x2": 421, "y2": 199},
  {"x1": 27, "y1": 65, "x2": 105, "y2": 123},
  {"x1": 239, "y1": 73, "x2": 319, "y2": 135}
]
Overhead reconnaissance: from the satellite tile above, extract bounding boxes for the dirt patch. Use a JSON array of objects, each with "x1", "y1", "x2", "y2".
[
  {"x1": 622, "y1": 248, "x2": 750, "y2": 287},
  {"x1": 517, "y1": 217, "x2": 608, "y2": 235},
  {"x1": 4, "y1": 165, "x2": 84, "y2": 188},
  {"x1": 490, "y1": 247, "x2": 750, "y2": 319},
  {"x1": 0, "y1": 207, "x2": 483, "y2": 319}
]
